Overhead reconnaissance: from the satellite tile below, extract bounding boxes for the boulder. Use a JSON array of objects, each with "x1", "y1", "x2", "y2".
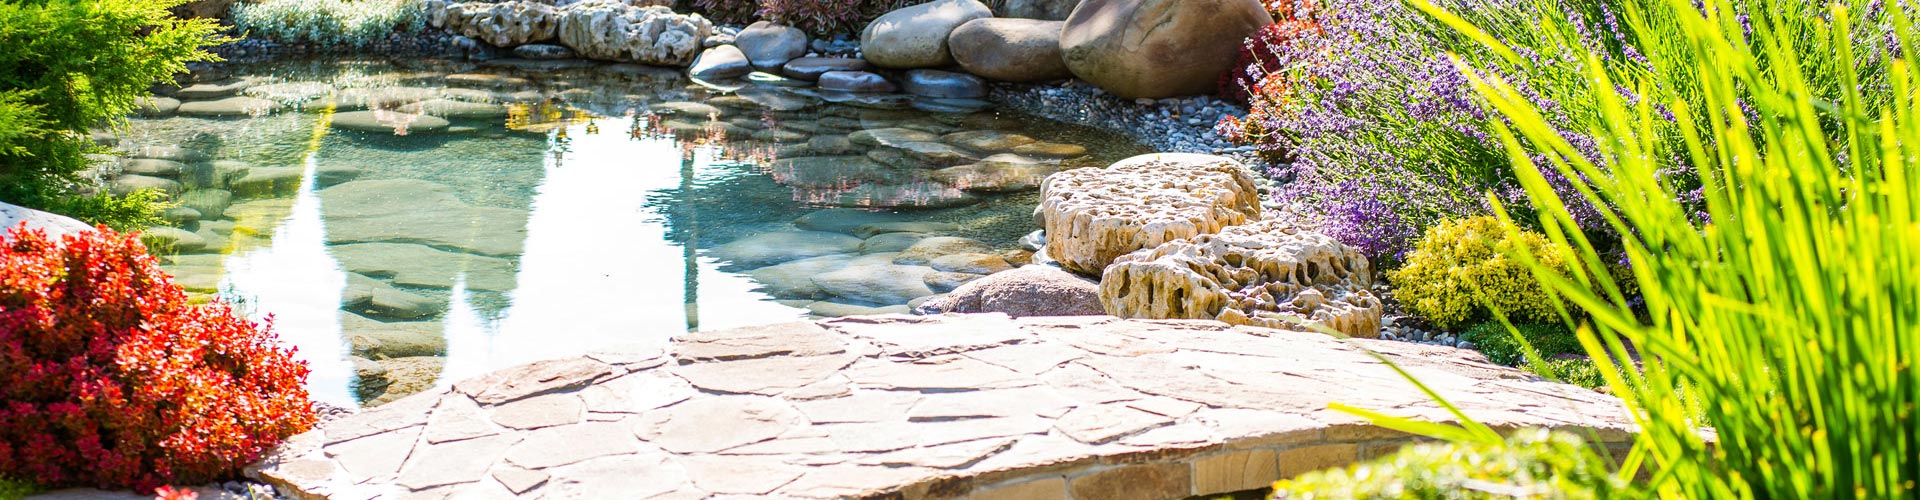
[
  {"x1": 0, "y1": 202, "x2": 93, "y2": 241},
  {"x1": 330, "y1": 111, "x2": 452, "y2": 135},
  {"x1": 949, "y1": 18, "x2": 1072, "y2": 82},
  {"x1": 914, "y1": 265, "x2": 1103, "y2": 317},
  {"x1": 1001, "y1": 0, "x2": 1077, "y2": 20},
  {"x1": 135, "y1": 96, "x2": 181, "y2": 117},
  {"x1": 734, "y1": 21, "x2": 809, "y2": 71},
  {"x1": 1039, "y1": 153, "x2": 1262, "y2": 275},
  {"x1": 1060, "y1": 0, "x2": 1272, "y2": 98},
  {"x1": 141, "y1": 226, "x2": 208, "y2": 253},
  {"x1": 435, "y1": 0, "x2": 560, "y2": 47},
  {"x1": 177, "y1": 189, "x2": 233, "y2": 219},
  {"x1": 818, "y1": 71, "x2": 898, "y2": 93},
  {"x1": 557, "y1": 1, "x2": 713, "y2": 66},
  {"x1": 860, "y1": 0, "x2": 993, "y2": 69},
  {"x1": 782, "y1": 57, "x2": 873, "y2": 81},
  {"x1": 922, "y1": 271, "x2": 984, "y2": 294},
  {"x1": 110, "y1": 175, "x2": 184, "y2": 197},
  {"x1": 124, "y1": 159, "x2": 187, "y2": 178},
  {"x1": 902, "y1": 69, "x2": 988, "y2": 99},
  {"x1": 1100, "y1": 219, "x2": 1383, "y2": 337},
  {"x1": 689, "y1": 45, "x2": 752, "y2": 80}
]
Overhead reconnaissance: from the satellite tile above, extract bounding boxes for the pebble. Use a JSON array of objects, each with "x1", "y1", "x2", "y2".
[{"x1": 994, "y1": 81, "x2": 1255, "y2": 162}]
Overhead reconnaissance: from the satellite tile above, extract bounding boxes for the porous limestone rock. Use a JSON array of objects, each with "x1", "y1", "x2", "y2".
[
  {"x1": 1100, "y1": 219, "x2": 1383, "y2": 337},
  {"x1": 432, "y1": 0, "x2": 561, "y2": 47},
  {"x1": 557, "y1": 1, "x2": 713, "y2": 66},
  {"x1": 1038, "y1": 153, "x2": 1262, "y2": 275}
]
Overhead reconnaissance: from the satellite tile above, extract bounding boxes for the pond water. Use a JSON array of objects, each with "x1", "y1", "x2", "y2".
[{"x1": 112, "y1": 58, "x2": 1148, "y2": 406}]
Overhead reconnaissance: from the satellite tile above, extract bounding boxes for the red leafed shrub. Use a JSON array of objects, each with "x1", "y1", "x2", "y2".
[
  {"x1": 1219, "y1": 0, "x2": 1323, "y2": 104},
  {"x1": 0, "y1": 224, "x2": 315, "y2": 493}
]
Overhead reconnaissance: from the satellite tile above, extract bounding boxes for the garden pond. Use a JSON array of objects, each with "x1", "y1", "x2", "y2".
[{"x1": 111, "y1": 57, "x2": 1149, "y2": 407}]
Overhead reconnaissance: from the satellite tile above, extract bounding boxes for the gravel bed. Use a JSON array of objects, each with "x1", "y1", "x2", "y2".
[{"x1": 991, "y1": 79, "x2": 1262, "y2": 165}]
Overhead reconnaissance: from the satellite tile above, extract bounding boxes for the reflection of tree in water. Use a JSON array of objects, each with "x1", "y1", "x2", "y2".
[{"x1": 644, "y1": 158, "x2": 814, "y2": 250}]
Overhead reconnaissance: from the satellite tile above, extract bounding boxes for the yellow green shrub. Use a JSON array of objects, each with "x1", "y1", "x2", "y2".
[{"x1": 1387, "y1": 216, "x2": 1570, "y2": 329}]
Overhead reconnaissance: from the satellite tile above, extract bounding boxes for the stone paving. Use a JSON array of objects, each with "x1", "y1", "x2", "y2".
[{"x1": 249, "y1": 314, "x2": 1634, "y2": 499}]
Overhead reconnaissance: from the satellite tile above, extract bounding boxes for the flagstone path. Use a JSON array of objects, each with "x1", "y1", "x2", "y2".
[{"x1": 248, "y1": 313, "x2": 1633, "y2": 499}]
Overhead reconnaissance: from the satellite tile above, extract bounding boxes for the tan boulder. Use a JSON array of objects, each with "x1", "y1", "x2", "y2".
[
  {"x1": 949, "y1": 18, "x2": 1072, "y2": 82},
  {"x1": 860, "y1": 0, "x2": 993, "y2": 69},
  {"x1": 916, "y1": 265, "x2": 1105, "y2": 317},
  {"x1": 1100, "y1": 219, "x2": 1383, "y2": 337},
  {"x1": 1038, "y1": 153, "x2": 1262, "y2": 275},
  {"x1": 1060, "y1": 0, "x2": 1272, "y2": 98}
]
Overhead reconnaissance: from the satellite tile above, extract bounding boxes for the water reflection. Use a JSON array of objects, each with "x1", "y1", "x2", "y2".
[{"x1": 222, "y1": 153, "x2": 352, "y2": 406}]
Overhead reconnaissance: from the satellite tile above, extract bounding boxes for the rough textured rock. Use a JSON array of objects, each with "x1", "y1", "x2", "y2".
[
  {"x1": 734, "y1": 21, "x2": 809, "y2": 71},
  {"x1": 916, "y1": 265, "x2": 1103, "y2": 317},
  {"x1": 1060, "y1": 0, "x2": 1272, "y2": 99},
  {"x1": 689, "y1": 45, "x2": 751, "y2": 80},
  {"x1": 513, "y1": 43, "x2": 576, "y2": 59},
  {"x1": 557, "y1": 1, "x2": 713, "y2": 65},
  {"x1": 949, "y1": 19, "x2": 1072, "y2": 82},
  {"x1": 0, "y1": 202, "x2": 93, "y2": 241},
  {"x1": 434, "y1": 0, "x2": 561, "y2": 47},
  {"x1": 860, "y1": 0, "x2": 993, "y2": 69},
  {"x1": 1039, "y1": 153, "x2": 1263, "y2": 275},
  {"x1": 1102, "y1": 220, "x2": 1383, "y2": 337}
]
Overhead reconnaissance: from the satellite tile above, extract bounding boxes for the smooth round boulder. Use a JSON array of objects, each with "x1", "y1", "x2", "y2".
[
  {"x1": 949, "y1": 18, "x2": 1072, "y2": 82},
  {"x1": 902, "y1": 70, "x2": 987, "y2": 99},
  {"x1": 734, "y1": 21, "x2": 809, "y2": 71},
  {"x1": 1002, "y1": 0, "x2": 1078, "y2": 20},
  {"x1": 782, "y1": 57, "x2": 873, "y2": 81},
  {"x1": 331, "y1": 111, "x2": 451, "y2": 135},
  {"x1": 819, "y1": 71, "x2": 898, "y2": 93},
  {"x1": 860, "y1": 0, "x2": 992, "y2": 69},
  {"x1": 915, "y1": 265, "x2": 1105, "y2": 317},
  {"x1": 1061, "y1": 0, "x2": 1272, "y2": 99},
  {"x1": 689, "y1": 45, "x2": 752, "y2": 80}
]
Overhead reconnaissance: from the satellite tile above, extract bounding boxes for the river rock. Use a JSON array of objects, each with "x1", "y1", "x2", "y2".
[
  {"x1": 162, "y1": 207, "x2": 203, "y2": 225},
  {"x1": 557, "y1": 1, "x2": 713, "y2": 66},
  {"x1": 943, "y1": 131, "x2": 1037, "y2": 153},
  {"x1": 709, "y1": 230, "x2": 863, "y2": 268},
  {"x1": 806, "y1": 301, "x2": 913, "y2": 317},
  {"x1": 177, "y1": 189, "x2": 233, "y2": 219},
  {"x1": 110, "y1": 175, "x2": 184, "y2": 196},
  {"x1": 343, "y1": 274, "x2": 446, "y2": 321},
  {"x1": 124, "y1": 159, "x2": 187, "y2": 178},
  {"x1": 852, "y1": 221, "x2": 958, "y2": 238},
  {"x1": 333, "y1": 87, "x2": 441, "y2": 110},
  {"x1": 141, "y1": 226, "x2": 208, "y2": 253},
  {"x1": 902, "y1": 70, "x2": 988, "y2": 99},
  {"x1": 812, "y1": 260, "x2": 936, "y2": 305},
  {"x1": 129, "y1": 145, "x2": 211, "y2": 163},
  {"x1": 689, "y1": 45, "x2": 751, "y2": 80},
  {"x1": 331, "y1": 111, "x2": 452, "y2": 135},
  {"x1": 319, "y1": 179, "x2": 531, "y2": 257},
  {"x1": 893, "y1": 236, "x2": 992, "y2": 265},
  {"x1": 342, "y1": 311, "x2": 448, "y2": 359},
  {"x1": 367, "y1": 357, "x2": 445, "y2": 406},
  {"x1": 1039, "y1": 153, "x2": 1263, "y2": 275},
  {"x1": 824, "y1": 182, "x2": 979, "y2": 209},
  {"x1": 175, "y1": 78, "x2": 258, "y2": 99},
  {"x1": 949, "y1": 18, "x2": 1072, "y2": 82},
  {"x1": 914, "y1": 264, "x2": 1103, "y2": 317},
  {"x1": 768, "y1": 156, "x2": 910, "y2": 188},
  {"x1": 869, "y1": 141, "x2": 978, "y2": 169},
  {"x1": 1101, "y1": 219, "x2": 1383, "y2": 337},
  {"x1": 735, "y1": 21, "x2": 809, "y2": 71},
  {"x1": 330, "y1": 242, "x2": 519, "y2": 291},
  {"x1": 860, "y1": 0, "x2": 992, "y2": 69},
  {"x1": 245, "y1": 82, "x2": 336, "y2": 103},
  {"x1": 922, "y1": 271, "x2": 984, "y2": 294},
  {"x1": 135, "y1": 96, "x2": 182, "y2": 117},
  {"x1": 0, "y1": 202, "x2": 92, "y2": 241},
  {"x1": 746, "y1": 254, "x2": 853, "y2": 299},
  {"x1": 858, "y1": 232, "x2": 930, "y2": 253},
  {"x1": 396, "y1": 99, "x2": 508, "y2": 120},
  {"x1": 793, "y1": 208, "x2": 913, "y2": 234},
  {"x1": 1011, "y1": 141, "x2": 1088, "y2": 158},
  {"x1": 228, "y1": 166, "x2": 303, "y2": 198},
  {"x1": 437, "y1": 0, "x2": 560, "y2": 47},
  {"x1": 929, "y1": 153, "x2": 1061, "y2": 192},
  {"x1": 818, "y1": 71, "x2": 898, "y2": 93},
  {"x1": 1061, "y1": 0, "x2": 1272, "y2": 99},
  {"x1": 177, "y1": 96, "x2": 282, "y2": 117},
  {"x1": 850, "y1": 128, "x2": 939, "y2": 147},
  {"x1": 782, "y1": 57, "x2": 873, "y2": 81},
  {"x1": 930, "y1": 253, "x2": 1013, "y2": 274}
]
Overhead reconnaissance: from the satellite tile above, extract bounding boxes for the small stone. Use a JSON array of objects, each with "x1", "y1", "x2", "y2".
[
  {"x1": 902, "y1": 69, "x2": 988, "y2": 99},
  {"x1": 818, "y1": 71, "x2": 898, "y2": 93},
  {"x1": 690, "y1": 45, "x2": 752, "y2": 80},
  {"x1": 782, "y1": 57, "x2": 873, "y2": 81}
]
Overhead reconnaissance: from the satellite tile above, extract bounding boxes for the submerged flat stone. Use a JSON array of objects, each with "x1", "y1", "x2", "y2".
[
  {"x1": 250, "y1": 314, "x2": 1639, "y2": 500},
  {"x1": 318, "y1": 179, "x2": 530, "y2": 257}
]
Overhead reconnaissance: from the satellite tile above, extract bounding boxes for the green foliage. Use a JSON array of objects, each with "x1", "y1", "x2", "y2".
[
  {"x1": 1460, "y1": 322, "x2": 1578, "y2": 366},
  {"x1": 0, "y1": 478, "x2": 39, "y2": 500},
  {"x1": 44, "y1": 189, "x2": 170, "y2": 233},
  {"x1": 1270, "y1": 428, "x2": 1630, "y2": 500},
  {"x1": 1388, "y1": 216, "x2": 1571, "y2": 329},
  {"x1": 0, "y1": 0, "x2": 223, "y2": 226},
  {"x1": 1541, "y1": 359, "x2": 1603, "y2": 390},
  {"x1": 1413, "y1": 0, "x2": 1920, "y2": 495},
  {"x1": 231, "y1": 0, "x2": 428, "y2": 49}
]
